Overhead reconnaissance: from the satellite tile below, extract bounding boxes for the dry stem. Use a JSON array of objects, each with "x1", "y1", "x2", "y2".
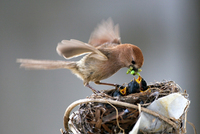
[{"x1": 63, "y1": 98, "x2": 179, "y2": 132}]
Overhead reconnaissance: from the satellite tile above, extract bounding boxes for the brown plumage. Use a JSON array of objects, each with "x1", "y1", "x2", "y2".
[{"x1": 17, "y1": 19, "x2": 144, "y2": 93}]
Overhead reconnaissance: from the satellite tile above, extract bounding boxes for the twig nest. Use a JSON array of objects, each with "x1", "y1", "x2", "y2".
[{"x1": 61, "y1": 80, "x2": 190, "y2": 134}]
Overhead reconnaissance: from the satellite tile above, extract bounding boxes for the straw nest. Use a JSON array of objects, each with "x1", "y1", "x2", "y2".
[{"x1": 61, "y1": 79, "x2": 190, "y2": 134}]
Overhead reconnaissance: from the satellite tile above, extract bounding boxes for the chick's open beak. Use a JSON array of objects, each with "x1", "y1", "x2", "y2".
[
  {"x1": 119, "y1": 87, "x2": 127, "y2": 95},
  {"x1": 134, "y1": 76, "x2": 142, "y2": 83}
]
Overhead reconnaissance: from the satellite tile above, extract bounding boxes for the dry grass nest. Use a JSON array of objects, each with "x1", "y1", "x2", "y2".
[{"x1": 61, "y1": 80, "x2": 191, "y2": 134}]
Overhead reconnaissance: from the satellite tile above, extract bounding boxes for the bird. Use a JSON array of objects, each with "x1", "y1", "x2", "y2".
[
  {"x1": 17, "y1": 18, "x2": 144, "y2": 93},
  {"x1": 113, "y1": 76, "x2": 148, "y2": 97},
  {"x1": 127, "y1": 76, "x2": 148, "y2": 94}
]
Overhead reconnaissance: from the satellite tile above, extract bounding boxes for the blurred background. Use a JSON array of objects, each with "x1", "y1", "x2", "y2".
[{"x1": 0, "y1": 1, "x2": 199, "y2": 133}]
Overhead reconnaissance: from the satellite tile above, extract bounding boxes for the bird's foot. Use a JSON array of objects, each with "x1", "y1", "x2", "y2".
[
  {"x1": 95, "y1": 81, "x2": 120, "y2": 89},
  {"x1": 85, "y1": 83, "x2": 100, "y2": 94},
  {"x1": 92, "y1": 89, "x2": 101, "y2": 94}
]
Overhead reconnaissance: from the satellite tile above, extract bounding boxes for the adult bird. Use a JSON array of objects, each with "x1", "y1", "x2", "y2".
[{"x1": 17, "y1": 18, "x2": 144, "y2": 93}]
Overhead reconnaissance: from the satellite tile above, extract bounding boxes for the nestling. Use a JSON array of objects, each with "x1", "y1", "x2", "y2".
[{"x1": 17, "y1": 19, "x2": 144, "y2": 93}]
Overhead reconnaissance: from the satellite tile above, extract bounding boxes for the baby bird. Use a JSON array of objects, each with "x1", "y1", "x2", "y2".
[{"x1": 17, "y1": 19, "x2": 144, "y2": 93}]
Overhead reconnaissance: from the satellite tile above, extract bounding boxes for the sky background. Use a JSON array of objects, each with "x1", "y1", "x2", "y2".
[{"x1": 1, "y1": 1, "x2": 200, "y2": 133}]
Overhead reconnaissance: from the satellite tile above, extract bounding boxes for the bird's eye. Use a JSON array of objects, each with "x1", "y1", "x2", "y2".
[{"x1": 132, "y1": 60, "x2": 136, "y2": 64}]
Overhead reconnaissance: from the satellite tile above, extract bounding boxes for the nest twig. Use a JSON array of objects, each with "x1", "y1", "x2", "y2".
[
  {"x1": 64, "y1": 98, "x2": 178, "y2": 131},
  {"x1": 61, "y1": 81, "x2": 190, "y2": 134}
]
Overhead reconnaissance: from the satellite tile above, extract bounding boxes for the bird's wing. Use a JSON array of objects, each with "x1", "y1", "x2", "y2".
[
  {"x1": 57, "y1": 39, "x2": 108, "y2": 61},
  {"x1": 88, "y1": 18, "x2": 121, "y2": 47}
]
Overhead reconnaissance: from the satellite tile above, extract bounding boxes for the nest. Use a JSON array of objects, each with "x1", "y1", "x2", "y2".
[{"x1": 61, "y1": 80, "x2": 190, "y2": 134}]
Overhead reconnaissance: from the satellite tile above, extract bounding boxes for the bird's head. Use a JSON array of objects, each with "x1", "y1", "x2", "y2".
[{"x1": 119, "y1": 44, "x2": 144, "y2": 76}]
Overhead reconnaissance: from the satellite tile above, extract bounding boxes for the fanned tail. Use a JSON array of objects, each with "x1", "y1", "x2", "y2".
[{"x1": 16, "y1": 59, "x2": 76, "y2": 70}]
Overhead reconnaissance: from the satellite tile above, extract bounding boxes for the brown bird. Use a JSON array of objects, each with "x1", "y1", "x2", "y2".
[{"x1": 17, "y1": 19, "x2": 144, "y2": 93}]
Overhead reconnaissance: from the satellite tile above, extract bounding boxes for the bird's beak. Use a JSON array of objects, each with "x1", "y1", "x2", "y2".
[
  {"x1": 134, "y1": 76, "x2": 142, "y2": 84},
  {"x1": 119, "y1": 87, "x2": 127, "y2": 95},
  {"x1": 126, "y1": 66, "x2": 142, "y2": 76}
]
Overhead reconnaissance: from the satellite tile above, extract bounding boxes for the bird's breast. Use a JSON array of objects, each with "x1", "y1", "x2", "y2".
[{"x1": 76, "y1": 54, "x2": 122, "y2": 82}]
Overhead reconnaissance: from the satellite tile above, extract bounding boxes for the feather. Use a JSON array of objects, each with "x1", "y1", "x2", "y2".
[
  {"x1": 88, "y1": 18, "x2": 121, "y2": 47},
  {"x1": 16, "y1": 59, "x2": 76, "y2": 69},
  {"x1": 57, "y1": 39, "x2": 108, "y2": 61}
]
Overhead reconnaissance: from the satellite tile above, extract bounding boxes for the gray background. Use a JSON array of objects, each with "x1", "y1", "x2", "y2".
[{"x1": 1, "y1": 1, "x2": 199, "y2": 133}]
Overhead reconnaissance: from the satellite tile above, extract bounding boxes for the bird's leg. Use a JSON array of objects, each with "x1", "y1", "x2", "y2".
[
  {"x1": 95, "y1": 81, "x2": 120, "y2": 89},
  {"x1": 85, "y1": 83, "x2": 100, "y2": 93}
]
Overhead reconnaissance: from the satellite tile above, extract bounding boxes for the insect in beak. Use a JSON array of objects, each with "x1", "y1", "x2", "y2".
[{"x1": 126, "y1": 66, "x2": 142, "y2": 76}]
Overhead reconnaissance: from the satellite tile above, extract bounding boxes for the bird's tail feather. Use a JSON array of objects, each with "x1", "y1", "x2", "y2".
[{"x1": 16, "y1": 59, "x2": 76, "y2": 70}]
